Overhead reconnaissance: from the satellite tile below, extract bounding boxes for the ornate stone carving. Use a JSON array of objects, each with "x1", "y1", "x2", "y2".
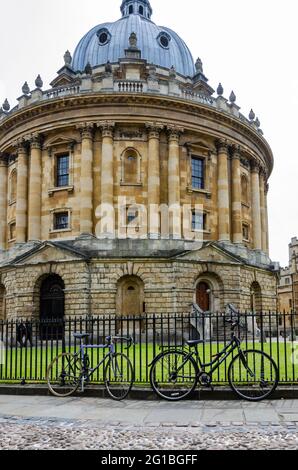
[
  {"x1": 146, "y1": 122, "x2": 164, "y2": 139},
  {"x1": 231, "y1": 144, "x2": 242, "y2": 160},
  {"x1": 167, "y1": 125, "x2": 184, "y2": 141},
  {"x1": 250, "y1": 160, "x2": 261, "y2": 173},
  {"x1": 217, "y1": 83, "x2": 224, "y2": 96},
  {"x1": 12, "y1": 138, "x2": 27, "y2": 154},
  {"x1": 76, "y1": 122, "x2": 95, "y2": 140},
  {"x1": 35, "y1": 75, "x2": 43, "y2": 89},
  {"x1": 129, "y1": 32, "x2": 138, "y2": 48},
  {"x1": 28, "y1": 134, "x2": 43, "y2": 149},
  {"x1": 2, "y1": 99, "x2": 10, "y2": 112},
  {"x1": 216, "y1": 138, "x2": 229, "y2": 153},
  {"x1": 229, "y1": 91, "x2": 236, "y2": 103},
  {"x1": 22, "y1": 82, "x2": 30, "y2": 96},
  {"x1": 64, "y1": 50, "x2": 72, "y2": 66},
  {"x1": 96, "y1": 121, "x2": 115, "y2": 138}
]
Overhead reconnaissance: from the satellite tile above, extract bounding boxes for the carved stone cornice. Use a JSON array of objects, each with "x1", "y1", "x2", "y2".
[
  {"x1": 96, "y1": 121, "x2": 115, "y2": 138},
  {"x1": 76, "y1": 122, "x2": 95, "y2": 140},
  {"x1": 167, "y1": 125, "x2": 184, "y2": 142},
  {"x1": 145, "y1": 122, "x2": 164, "y2": 139}
]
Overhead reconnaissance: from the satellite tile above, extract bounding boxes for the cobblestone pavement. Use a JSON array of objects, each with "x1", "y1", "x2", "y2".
[{"x1": 1, "y1": 396, "x2": 298, "y2": 449}]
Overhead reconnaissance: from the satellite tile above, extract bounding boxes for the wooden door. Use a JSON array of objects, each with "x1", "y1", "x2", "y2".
[{"x1": 196, "y1": 282, "x2": 210, "y2": 312}]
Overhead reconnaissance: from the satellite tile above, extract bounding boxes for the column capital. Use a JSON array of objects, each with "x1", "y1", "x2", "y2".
[
  {"x1": 12, "y1": 138, "x2": 28, "y2": 154},
  {"x1": 231, "y1": 144, "x2": 242, "y2": 160},
  {"x1": 0, "y1": 152, "x2": 8, "y2": 166},
  {"x1": 96, "y1": 121, "x2": 115, "y2": 138},
  {"x1": 167, "y1": 125, "x2": 184, "y2": 142},
  {"x1": 26, "y1": 133, "x2": 43, "y2": 150},
  {"x1": 250, "y1": 160, "x2": 261, "y2": 173},
  {"x1": 146, "y1": 122, "x2": 164, "y2": 138},
  {"x1": 216, "y1": 138, "x2": 229, "y2": 153},
  {"x1": 76, "y1": 122, "x2": 95, "y2": 140}
]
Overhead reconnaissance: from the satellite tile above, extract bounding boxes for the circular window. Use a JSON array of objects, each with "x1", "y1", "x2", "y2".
[
  {"x1": 97, "y1": 28, "x2": 111, "y2": 46},
  {"x1": 157, "y1": 32, "x2": 171, "y2": 49}
]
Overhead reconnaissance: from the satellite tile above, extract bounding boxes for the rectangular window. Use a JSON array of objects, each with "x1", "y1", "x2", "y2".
[
  {"x1": 54, "y1": 212, "x2": 69, "y2": 231},
  {"x1": 127, "y1": 207, "x2": 139, "y2": 225},
  {"x1": 56, "y1": 155, "x2": 69, "y2": 187},
  {"x1": 191, "y1": 157, "x2": 204, "y2": 190},
  {"x1": 192, "y1": 211, "x2": 206, "y2": 231},
  {"x1": 242, "y1": 224, "x2": 249, "y2": 241},
  {"x1": 9, "y1": 223, "x2": 16, "y2": 241}
]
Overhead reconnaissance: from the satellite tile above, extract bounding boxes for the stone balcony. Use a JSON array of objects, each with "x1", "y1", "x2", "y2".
[{"x1": 0, "y1": 59, "x2": 264, "y2": 136}]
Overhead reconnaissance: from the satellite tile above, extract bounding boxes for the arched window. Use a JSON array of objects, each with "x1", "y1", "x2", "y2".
[
  {"x1": 121, "y1": 148, "x2": 141, "y2": 185},
  {"x1": 196, "y1": 281, "x2": 211, "y2": 312},
  {"x1": 139, "y1": 5, "x2": 144, "y2": 15},
  {"x1": 241, "y1": 174, "x2": 249, "y2": 204},
  {"x1": 129, "y1": 4, "x2": 134, "y2": 14},
  {"x1": 9, "y1": 170, "x2": 17, "y2": 203}
]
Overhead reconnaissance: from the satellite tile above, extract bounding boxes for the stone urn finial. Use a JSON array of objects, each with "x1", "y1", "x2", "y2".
[
  {"x1": 129, "y1": 32, "x2": 138, "y2": 48},
  {"x1": 249, "y1": 109, "x2": 255, "y2": 121},
  {"x1": 22, "y1": 82, "x2": 30, "y2": 95},
  {"x1": 2, "y1": 99, "x2": 10, "y2": 112},
  {"x1": 217, "y1": 83, "x2": 224, "y2": 96},
  {"x1": 35, "y1": 75, "x2": 43, "y2": 89},
  {"x1": 229, "y1": 91, "x2": 236, "y2": 103},
  {"x1": 105, "y1": 61, "x2": 112, "y2": 74},
  {"x1": 84, "y1": 62, "x2": 92, "y2": 75}
]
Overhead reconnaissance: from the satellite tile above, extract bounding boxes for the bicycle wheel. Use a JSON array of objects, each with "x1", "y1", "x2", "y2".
[
  {"x1": 47, "y1": 352, "x2": 81, "y2": 397},
  {"x1": 150, "y1": 351, "x2": 198, "y2": 401},
  {"x1": 228, "y1": 349, "x2": 279, "y2": 401},
  {"x1": 104, "y1": 353, "x2": 134, "y2": 401}
]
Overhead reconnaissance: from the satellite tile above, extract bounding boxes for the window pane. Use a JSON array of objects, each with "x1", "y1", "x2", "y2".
[
  {"x1": 192, "y1": 211, "x2": 205, "y2": 231},
  {"x1": 192, "y1": 157, "x2": 204, "y2": 189},
  {"x1": 54, "y1": 213, "x2": 69, "y2": 230},
  {"x1": 56, "y1": 155, "x2": 69, "y2": 187}
]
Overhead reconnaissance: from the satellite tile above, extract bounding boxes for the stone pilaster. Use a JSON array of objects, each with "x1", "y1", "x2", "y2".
[
  {"x1": 217, "y1": 139, "x2": 230, "y2": 242},
  {"x1": 146, "y1": 122, "x2": 163, "y2": 239},
  {"x1": 15, "y1": 140, "x2": 28, "y2": 244},
  {"x1": 28, "y1": 135, "x2": 42, "y2": 241},
  {"x1": 0, "y1": 154, "x2": 8, "y2": 250},
  {"x1": 231, "y1": 146, "x2": 242, "y2": 244},
  {"x1": 251, "y1": 161, "x2": 262, "y2": 250},
  {"x1": 167, "y1": 126, "x2": 184, "y2": 239},
  {"x1": 77, "y1": 123, "x2": 95, "y2": 234}
]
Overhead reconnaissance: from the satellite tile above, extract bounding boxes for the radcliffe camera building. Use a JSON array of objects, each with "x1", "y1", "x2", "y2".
[{"x1": 0, "y1": 0, "x2": 277, "y2": 321}]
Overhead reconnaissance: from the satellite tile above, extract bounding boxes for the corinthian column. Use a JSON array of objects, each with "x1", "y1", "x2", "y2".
[
  {"x1": 0, "y1": 154, "x2": 8, "y2": 250},
  {"x1": 259, "y1": 169, "x2": 267, "y2": 252},
  {"x1": 97, "y1": 121, "x2": 115, "y2": 237},
  {"x1": 264, "y1": 183, "x2": 269, "y2": 254},
  {"x1": 251, "y1": 161, "x2": 262, "y2": 250},
  {"x1": 231, "y1": 146, "x2": 242, "y2": 244},
  {"x1": 217, "y1": 139, "x2": 230, "y2": 242},
  {"x1": 168, "y1": 126, "x2": 183, "y2": 239},
  {"x1": 77, "y1": 123, "x2": 94, "y2": 234},
  {"x1": 146, "y1": 123, "x2": 163, "y2": 239},
  {"x1": 15, "y1": 140, "x2": 28, "y2": 243},
  {"x1": 28, "y1": 135, "x2": 42, "y2": 241}
]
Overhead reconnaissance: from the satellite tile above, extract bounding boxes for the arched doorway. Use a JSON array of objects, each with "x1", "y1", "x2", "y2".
[
  {"x1": 40, "y1": 275, "x2": 65, "y2": 339},
  {"x1": 0, "y1": 285, "x2": 6, "y2": 320},
  {"x1": 196, "y1": 281, "x2": 211, "y2": 312},
  {"x1": 250, "y1": 281, "x2": 262, "y2": 313},
  {"x1": 117, "y1": 276, "x2": 144, "y2": 317}
]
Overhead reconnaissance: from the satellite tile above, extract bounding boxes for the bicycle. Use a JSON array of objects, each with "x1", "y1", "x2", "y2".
[
  {"x1": 149, "y1": 317, "x2": 279, "y2": 402},
  {"x1": 47, "y1": 334, "x2": 134, "y2": 400}
]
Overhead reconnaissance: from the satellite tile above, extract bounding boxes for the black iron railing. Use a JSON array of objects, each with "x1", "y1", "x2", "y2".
[{"x1": 0, "y1": 312, "x2": 297, "y2": 385}]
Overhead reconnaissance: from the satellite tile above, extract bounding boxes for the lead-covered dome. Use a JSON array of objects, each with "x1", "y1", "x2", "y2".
[{"x1": 72, "y1": 0, "x2": 196, "y2": 77}]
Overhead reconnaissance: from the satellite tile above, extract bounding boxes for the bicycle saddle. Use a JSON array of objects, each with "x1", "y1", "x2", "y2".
[
  {"x1": 186, "y1": 339, "x2": 205, "y2": 347},
  {"x1": 73, "y1": 333, "x2": 90, "y2": 340}
]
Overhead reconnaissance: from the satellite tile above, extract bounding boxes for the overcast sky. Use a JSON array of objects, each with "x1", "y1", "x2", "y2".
[{"x1": 0, "y1": 0, "x2": 297, "y2": 267}]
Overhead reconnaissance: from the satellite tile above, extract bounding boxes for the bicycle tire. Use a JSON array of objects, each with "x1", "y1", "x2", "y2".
[
  {"x1": 104, "y1": 353, "x2": 134, "y2": 401},
  {"x1": 228, "y1": 349, "x2": 279, "y2": 401},
  {"x1": 47, "y1": 352, "x2": 81, "y2": 398},
  {"x1": 150, "y1": 350, "x2": 199, "y2": 401}
]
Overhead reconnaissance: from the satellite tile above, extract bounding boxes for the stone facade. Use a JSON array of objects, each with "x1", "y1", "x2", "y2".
[
  {"x1": 0, "y1": 0, "x2": 278, "y2": 320},
  {"x1": 278, "y1": 237, "x2": 298, "y2": 315}
]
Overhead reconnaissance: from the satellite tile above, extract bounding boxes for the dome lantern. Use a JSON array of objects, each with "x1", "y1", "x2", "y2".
[{"x1": 120, "y1": 0, "x2": 153, "y2": 20}]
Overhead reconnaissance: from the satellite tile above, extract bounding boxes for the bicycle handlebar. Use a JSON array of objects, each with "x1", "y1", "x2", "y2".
[{"x1": 106, "y1": 335, "x2": 134, "y2": 350}]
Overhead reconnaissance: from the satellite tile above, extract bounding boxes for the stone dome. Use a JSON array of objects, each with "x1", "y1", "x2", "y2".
[{"x1": 71, "y1": 0, "x2": 196, "y2": 77}]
